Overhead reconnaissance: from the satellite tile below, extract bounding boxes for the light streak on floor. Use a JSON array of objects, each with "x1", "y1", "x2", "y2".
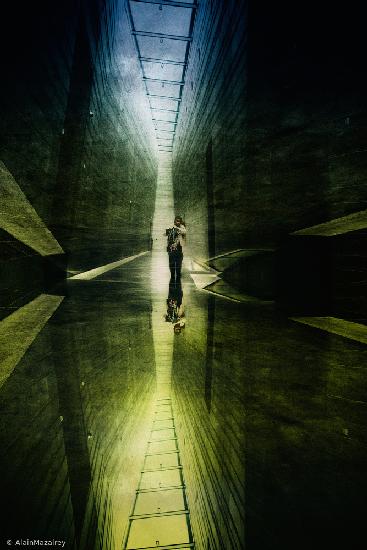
[{"x1": 68, "y1": 251, "x2": 149, "y2": 280}]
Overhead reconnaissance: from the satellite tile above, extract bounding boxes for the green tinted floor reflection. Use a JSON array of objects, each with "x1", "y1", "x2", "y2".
[
  {"x1": 123, "y1": 398, "x2": 194, "y2": 550},
  {"x1": 1, "y1": 248, "x2": 366, "y2": 550}
]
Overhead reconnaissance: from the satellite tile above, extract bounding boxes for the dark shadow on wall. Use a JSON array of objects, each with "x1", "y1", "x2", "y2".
[
  {"x1": 219, "y1": 251, "x2": 276, "y2": 301},
  {"x1": 275, "y1": 236, "x2": 333, "y2": 316},
  {"x1": 52, "y1": 12, "x2": 95, "y2": 230},
  {"x1": 205, "y1": 294, "x2": 215, "y2": 413},
  {"x1": 50, "y1": 310, "x2": 95, "y2": 548},
  {"x1": 330, "y1": 229, "x2": 367, "y2": 323},
  {"x1": 277, "y1": 232, "x2": 367, "y2": 322},
  {"x1": 206, "y1": 139, "x2": 216, "y2": 260},
  {"x1": 208, "y1": 231, "x2": 367, "y2": 323}
]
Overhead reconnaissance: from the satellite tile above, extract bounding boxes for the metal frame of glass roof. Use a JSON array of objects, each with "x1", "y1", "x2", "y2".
[
  {"x1": 133, "y1": 30, "x2": 193, "y2": 41},
  {"x1": 143, "y1": 77, "x2": 184, "y2": 84},
  {"x1": 148, "y1": 94, "x2": 182, "y2": 100},
  {"x1": 151, "y1": 108, "x2": 179, "y2": 113},
  {"x1": 132, "y1": 0, "x2": 195, "y2": 9},
  {"x1": 140, "y1": 57, "x2": 186, "y2": 65},
  {"x1": 127, "y1": 0, "x2": 197, "y2": 153}
]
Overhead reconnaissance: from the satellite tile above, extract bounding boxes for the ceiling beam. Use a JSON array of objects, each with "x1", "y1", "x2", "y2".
[
  {"x1": 133, "y1": 30, "x2": 192, "y2": 42},
  {"x1": 147, "y1": 94, "x2": 181, "y2": 101},
  {"x1": 140, "y1": 57, "x2": 186, "y2": 66},
  {"x1": 131, "y1": 0, "x2": 197, "y2": 9},
  {"x1": 150, "y1": 108, "x2": 179, "y2": 113},
  {"x1": 153, "y1": 119, "x2": 177, "y2": 124},
  {"x1": 144, "y1": 77, "x2": 184, "y2": 85}
]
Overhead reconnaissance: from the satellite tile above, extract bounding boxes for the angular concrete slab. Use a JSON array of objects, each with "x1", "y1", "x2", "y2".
[
  {"x1": 291, "y1": 209, "x2": 367, "y2": 236},
  {"x1": 290, "y1": 316, "x2": 367, "y2": 345},
  {"x1": 0, "y1": 293, "x2": 64, "y2": 388},
  {"x1": 0, "y1": 161, "x2": 64, "y2": 256}
]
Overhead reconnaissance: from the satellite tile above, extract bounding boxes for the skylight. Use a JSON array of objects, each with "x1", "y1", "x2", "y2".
[{"x1": 127, "y1": 0, "x2": 197, "y2": 154}]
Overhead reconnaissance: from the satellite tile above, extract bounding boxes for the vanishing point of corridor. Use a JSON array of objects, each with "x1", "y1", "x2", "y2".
[{"x1": 1, "y1": 1, "x2": 367, "y2": 550}]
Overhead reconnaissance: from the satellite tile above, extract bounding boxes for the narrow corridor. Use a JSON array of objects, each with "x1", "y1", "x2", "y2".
[{"x1": 1, "y1": 0, "x2": 367, "y2": 549}]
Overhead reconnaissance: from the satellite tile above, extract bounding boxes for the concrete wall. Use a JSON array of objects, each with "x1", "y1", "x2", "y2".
[
  {"x1": 173, "y1": 0, "x2": 367, "y2": 251},
  {"x1": 173, "y1": 0, "x2": 248, "y2": 262},
  {"x1": 173, "y1": 0, "x2": 367, "y2": 319},
  {"x1": 52, "y1": 286, "x2": 156, "y2": 549},
  {"x1": 0, "y1": 283, "x2": 156, "y2": 549},
  {"x1": 0, "y1": 0, "x2": 157, "y2": 277},
  {"x1": 172, "y1": 292, "x2": 246, "y2": 549},
  {"x1": 0, "y1": 314, "x2": 77, "y2": 545}
]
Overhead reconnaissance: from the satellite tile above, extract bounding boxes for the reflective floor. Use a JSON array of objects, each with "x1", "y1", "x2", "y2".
[{"x1": 1, "y1": 248, "x2": 367, "y2": 550}]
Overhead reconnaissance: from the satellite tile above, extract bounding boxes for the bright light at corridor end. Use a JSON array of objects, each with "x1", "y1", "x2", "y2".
[{"x1": 127, "y1": 0, "x2": 197, "y2": 155}]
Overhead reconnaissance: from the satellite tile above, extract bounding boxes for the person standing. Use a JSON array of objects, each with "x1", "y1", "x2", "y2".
[{"x1": 167, "y1": 216, "x2": 186, "y2": 281}]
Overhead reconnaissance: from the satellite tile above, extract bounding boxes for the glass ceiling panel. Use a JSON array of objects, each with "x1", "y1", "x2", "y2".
[
  {"x1": 130, "y1": 2, "x2": 193, "y2": 36},
  {"x1": 142, "y1": 61, "x2": 184, "y2": 82},
  {"x1": 152, "y1": 110, "x2": 177, "y2": 122},
  {"x1": 136, "y1": 35, "x2": 188, "y2": 62},
  {"x1": 149, "y1": 97, "x2": 179, "y2": 110},
  {"x1": 152, "y1": 418, "x2": 174, "y2": 429},
  {"x1": 154, "y1": 120, "x2": 176, "y2": 131},
  {"x1": 156, "y1": 132, "x2": 174, "y2": 139},
  {"x1": 155, "y1": 411, "x2": 173, "y2": 420},
  {"x1": 146, "y1": 80, "x2": 182, "y2": 98}
]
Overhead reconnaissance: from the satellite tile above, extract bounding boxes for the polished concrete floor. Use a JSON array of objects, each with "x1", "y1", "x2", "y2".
[{"x1": 0, "y1": 247, "x2": 367, "y2": 550}]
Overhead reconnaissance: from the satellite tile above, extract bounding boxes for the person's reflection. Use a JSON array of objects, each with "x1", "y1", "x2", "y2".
[{"x1": 165, "y1": 279, "x2": 185, "y2": 333}]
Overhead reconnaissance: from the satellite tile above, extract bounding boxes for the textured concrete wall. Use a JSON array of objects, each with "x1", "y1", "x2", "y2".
[
  {"x1": 0, "y1": 0, "x2": 157, "y2": 274},
  {"x1": 51, "y1": 287, "x2": 156, "y2": 549},
  {"x1": 173, "y1": 0, "x2": 367, "y2": 255},
  {"x1": 172, "y1": 0, "x2": 367, "y2": 319},
  {"x1": 173, "y1": 0, "x2": 248, "y2": 262},
  {"x1": 244, "y1": 1, "x2": 367, "y2": 242},
  {"x1": 0, "y1": 284, "x2": 156, "y2": 549},
  {"x1": 0, "y1": 0, "x2": 78, "y2": 223},
  {"x1": 0, "y1": 316, "x2": 77, "y2": 545},
  {"x1": 172, "y1": 292, "x2": 246, "y2": 549}
]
